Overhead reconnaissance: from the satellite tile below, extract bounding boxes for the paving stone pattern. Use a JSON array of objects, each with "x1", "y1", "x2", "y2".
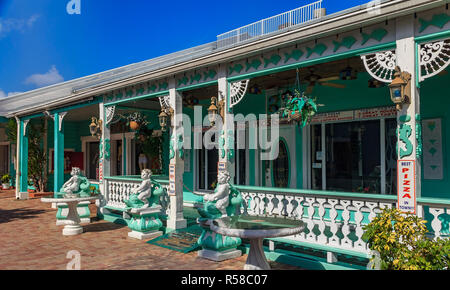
[{"x1": 0, "y1": 190, "x2": 301, "y2": 270}]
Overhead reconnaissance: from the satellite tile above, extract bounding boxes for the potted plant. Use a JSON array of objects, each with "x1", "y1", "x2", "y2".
[
  {"x1": 363, "y1": 208, "x2": 450, "y2": 270},
  {"x1": 2, "y1": 174, "x2": 11, "y2": 190},
  {"x1": 124, "y1": 112, "x2": 149, "y2": 131},
  {"x1": 280, "y1": 89, "x2": 318, "y2": 128}
]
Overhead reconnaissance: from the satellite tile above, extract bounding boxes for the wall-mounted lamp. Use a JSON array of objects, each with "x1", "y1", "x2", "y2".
[
  {"x1": 389, "y1": 66, "x2": 411, "y2": 111},
  {"x1": 208, "y1": 96, "x2": 224, "y2": 127},
  {"x1": 89, "y1": 117, "x2": 102, "y2": 138},
  {"x1": 159, "y1": 107, "x2": 174, "y2": 132}
]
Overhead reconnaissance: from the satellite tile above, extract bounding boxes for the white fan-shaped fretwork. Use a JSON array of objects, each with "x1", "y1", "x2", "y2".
[
  {"x1": 419, "y1": 39, "x2": 450, "y2": 82},
  {"x1": 159, "y1": 95, "x2": 171, "y2": 110},
  {"x1": 361, "y1": 50, "x2": 397, "y2": 83},
  {"x1": 105, "y1": 106, "x2": 116, "y2": 125},
  {"x1": 230, "y1": 80, "x2": 250, "y2": 108}
]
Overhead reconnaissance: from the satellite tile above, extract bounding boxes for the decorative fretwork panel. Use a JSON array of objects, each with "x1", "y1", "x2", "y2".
[
  {"x1": 361, "y1": 50, "x2": 397, "y2": 83},
  {"x1": 419, "y1": 39, "x2": 450, "y2": 82}
]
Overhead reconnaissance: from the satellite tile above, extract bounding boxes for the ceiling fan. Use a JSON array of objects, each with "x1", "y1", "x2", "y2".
[{"x1": 303, "y1": 68, "x2": 346, "y2": 94}]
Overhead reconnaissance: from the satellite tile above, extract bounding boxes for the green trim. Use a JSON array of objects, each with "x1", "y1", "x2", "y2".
[
  {"x1": 270, "y1": 237, "x2": 370, "y2": 259},
  {"x1": 227, "y1": 42, "x2": 396, "y2": 82},
  {"x1": 271, "y1": 137, "x2": 291, "y2": 188},
  {"x1": 418, "y1": 13, "x2": 450, "y2": 33},
  {"x1": 116, "y1": 106, "x2": 159, "y2": 114},
  {"x1": 234, "y1": 185, "x2": 399, "y2": 201},
  {"x1": 415, "y1": 30, "x2": 450, "y2": 44},
  {"x1": 177, "y1": 80, "x2": 218, "y2": 92},
  {"x1": 18, "y1": 120, "x2": 28, "y2": 193},
  {"x1": 53, "y1": 112, "x2": 65, "y2": 194},
  {"x1": 21, "y1": 113, "x2": 44, "y2": 121},
  {"x1": 50, "y1": 98, "x2": 102, "y2": 115},
  {"x1": 105, "y1": 90, "x2": 169, "y2": 107}
]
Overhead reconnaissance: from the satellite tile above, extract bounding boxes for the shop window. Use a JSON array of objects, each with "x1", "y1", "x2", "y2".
[
  {"x1": 87, "y1": 141, "x2": 99, "y2": 180},
  {"x1": 196, "y1": 132, "x2": 218, "y2": 191},
  {"x1": 311, "y1": 118, "x2": 397, "y2": 195},
  {"x1": 272, "y1": 139, "x2": 290, "y2": 188}
]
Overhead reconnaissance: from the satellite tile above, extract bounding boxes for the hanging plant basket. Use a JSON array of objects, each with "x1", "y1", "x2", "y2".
[
  {"x1": 279, "y1": 69, "x2": 319, "y2": 128},
  {"x1": 281, "y1": 90, "x2": 318, "y2": 128},
  {"x1": 129, "y1": 121, "x2": 140, "y2": 131}
]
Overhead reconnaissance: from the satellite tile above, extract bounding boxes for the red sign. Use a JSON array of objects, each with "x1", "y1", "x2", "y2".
[{"x1": 397, "y1": 160, "x2": 416, "y2": 214}]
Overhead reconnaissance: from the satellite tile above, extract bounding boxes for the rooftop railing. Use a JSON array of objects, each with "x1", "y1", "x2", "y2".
[{"x1": 217, "y1": 0, "x2": 324, "y2": 49}]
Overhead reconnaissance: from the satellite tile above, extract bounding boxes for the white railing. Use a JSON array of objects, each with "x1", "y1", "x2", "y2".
[
  {"x1": 235, "y1": 186, "x2": 450, "y2": 257},
  {"x1": 103, "y1": 176, "x2": 170, "y2": 215},
  {"x1": 217, "y1": 1, "x2": 323, "y2": 49}
]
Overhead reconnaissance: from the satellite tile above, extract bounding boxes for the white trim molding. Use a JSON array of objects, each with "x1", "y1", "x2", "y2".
[
  {"x1": 419, "y1": 38, "x2": 450, "y2": 82},
  {"x1": 361, "y1": 50, "x2": 397, "y2": 83},
  {"x1": 229, "y1": 80, "x2": 250, "y2": 109}
]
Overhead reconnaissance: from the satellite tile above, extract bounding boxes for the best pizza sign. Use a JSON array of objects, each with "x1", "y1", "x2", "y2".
[{"x1": 397, "y1": 160, "x2": 417, "y2": 214}]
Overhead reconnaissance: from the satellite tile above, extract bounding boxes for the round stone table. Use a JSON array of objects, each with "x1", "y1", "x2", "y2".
[
  {"x1": 210, "y1": 215, "x2": 305, "y2": 270},
  {"x1": 41, "y1": 196, "x2": 100, "y2": 236}
]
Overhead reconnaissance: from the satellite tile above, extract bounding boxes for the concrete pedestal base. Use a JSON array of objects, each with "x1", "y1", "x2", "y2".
[
  {"x1": 166, "y1": 217, "x2": 187, "y2": 230},
  {"x1": 198, "y1": 249, "x2": 242, "y2": 262},
  {"x1": 244, "y1": 238, "x2": 271, "y2": 270},
  {"x1": 126, "y1": 206, "x2": 163, "y2": 240},
  {"x1": 17, "y1": 192, "x2": 29, "y2": 200},
  {"x1": 128, "y1": 230, "x2": 162, "y2": 241},
  {"x1": 57, "y1": 218, "x2": 90, "y2": 226},
  {"x1": 63, "y1": 224, "x2": 84, "y2": 236}
]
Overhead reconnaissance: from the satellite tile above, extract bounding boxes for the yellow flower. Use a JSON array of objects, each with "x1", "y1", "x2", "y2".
[{"x1": 393, "y1": 259, "x2": 399, "y2": 266}]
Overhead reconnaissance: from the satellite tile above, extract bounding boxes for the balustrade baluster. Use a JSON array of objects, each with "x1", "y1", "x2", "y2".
[
  {"x1": 430, "y1": 208, "x2": 445, "y2": 239},
  {"x1": 328, "y1": 199, "x2": 340, "y2": 246},
  {"x1": 305, "y1": 197, "x2": 317, "y2": 242},
  {"x1": 316, "y1": 198, "x2": 327, "y2": 244},
  {"x1": 257, "y1": 193, "x2": 266, "y2": 215},
  {"x1": 340, "y1": 200, "x2": 352, "y2": 249},
  {"x1": 285, "y1": 196, "x2": 295, "y2": 218},
  {"x1": 353, "y1": 201, "x2": 366, "y2": 251}
]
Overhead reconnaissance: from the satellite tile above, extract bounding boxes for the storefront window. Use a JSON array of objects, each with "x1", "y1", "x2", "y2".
[
  {"x1": 196, "y1": 132, "x2": 218, "y2": 191},
  {"x1": 87, "y1": 141, "x2": 99, "y2": 180},
  {"x1": 326, "y1": 120, "x2": 380, "y2": 193},
  {"x1": 272, "y1": 139, "x2": 290, "y2": 188},
  {"x1": 310, "y1": 118, "x2": 397, "y2": 195}
]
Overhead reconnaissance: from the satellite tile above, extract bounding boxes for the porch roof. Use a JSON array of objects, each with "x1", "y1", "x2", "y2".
[{"x1": 0, "y1": 0, "x2": 443, "y2": 118}]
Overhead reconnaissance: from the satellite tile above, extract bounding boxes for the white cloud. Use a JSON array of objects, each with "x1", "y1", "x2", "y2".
[
  {"x1": 0, "y1": 14, "x2": 40, "y2": 38},
  {"x1": 25, "y1": 65, "x2": 64, "y2": 88},
  {"x1": 0, "y1": 89, "x2": 23, "y2": 98}
]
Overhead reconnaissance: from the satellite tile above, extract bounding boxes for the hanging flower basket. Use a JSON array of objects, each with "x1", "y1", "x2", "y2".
[
  {"x1": 281, "y1": 89, "x2": 318, "y2": 128},
  {"x1": 129, "y1": 121, "x2": 140, "y2": 131},
  {"x1": 122, "y1": 112, "x2": 149, "y2": 131}
]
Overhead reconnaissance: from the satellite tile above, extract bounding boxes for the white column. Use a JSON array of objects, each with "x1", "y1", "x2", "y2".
[
  {"x1": 99, "y1": 102, "x2": 110, "y2": 211},
  {"x1": 218, "y1": 67, "x2": 236, "y2": 179},
  {"x1": 395, "y1": 15, "x2": 421, "y2": 213},
  {"x1": 167, "y1": 78, "x2": 187, "y2": 230}
]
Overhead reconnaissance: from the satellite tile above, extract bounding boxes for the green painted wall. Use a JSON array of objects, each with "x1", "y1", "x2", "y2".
[{"x1": 420, "y1": 70, "x2": 450, "y2": 199}]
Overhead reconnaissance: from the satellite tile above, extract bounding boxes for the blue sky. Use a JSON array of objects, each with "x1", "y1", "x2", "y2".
[{"x1": 0, "y1": 0, "x2": 371, "y2": 97}]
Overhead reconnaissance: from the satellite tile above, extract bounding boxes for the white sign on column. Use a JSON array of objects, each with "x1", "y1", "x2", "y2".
[
  {"x1": 395, "y1": 15, "x2": 420, "y2": 214},
  {"x1": 167, "y1": 78, "x2": 187, "y2": 230}
]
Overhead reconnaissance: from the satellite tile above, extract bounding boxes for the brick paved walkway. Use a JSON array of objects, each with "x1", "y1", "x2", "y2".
[{"x1": 0, "y1": 189, "x2": 301, "y2": 270}]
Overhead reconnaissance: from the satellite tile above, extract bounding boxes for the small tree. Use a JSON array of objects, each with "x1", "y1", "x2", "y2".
[
  {"x1": 6, "y1": 118, "x2": 48, "y2": 192},
  {"x1": 363, "y1": 208, "x2": 450, "y2": 270}
]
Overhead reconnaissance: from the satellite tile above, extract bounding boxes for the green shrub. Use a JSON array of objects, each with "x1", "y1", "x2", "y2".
[
  {"x1": 363, "y1": 208, "x2": 450, "y2": 270},
  {"x1": 1, "y1": 174, "x2": 11, "y2": 184}
]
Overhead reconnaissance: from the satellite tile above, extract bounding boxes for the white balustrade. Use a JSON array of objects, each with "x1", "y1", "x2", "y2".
[
  {"x1": 236, "y1": 186, "x2": 450, "y2": 256},
  {"x1": 103, "y1": 177, "x2": 170, "y2": 215}
]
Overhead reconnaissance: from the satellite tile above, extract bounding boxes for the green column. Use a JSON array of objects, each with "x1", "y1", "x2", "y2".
[
  {"x1": 18, "y1": 119, "x2": 29, "y2": 197},
  {"x1": 54, "y1": 112, "x2": 65, "y2": 195}
]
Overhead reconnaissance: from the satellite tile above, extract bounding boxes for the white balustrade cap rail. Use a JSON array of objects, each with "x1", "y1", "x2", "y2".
[{"x1": 217, "y1": 1, "x2": 324, "y2": 49}]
